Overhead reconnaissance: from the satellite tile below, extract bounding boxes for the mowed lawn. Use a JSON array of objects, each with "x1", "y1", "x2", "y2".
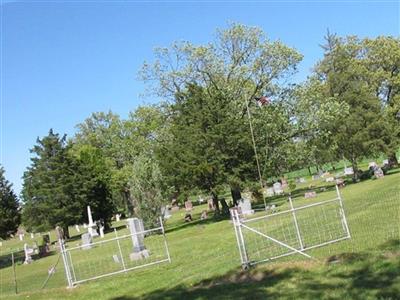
[{"x1": 1, "y1": 171, "x2": 399, "y2": 300}]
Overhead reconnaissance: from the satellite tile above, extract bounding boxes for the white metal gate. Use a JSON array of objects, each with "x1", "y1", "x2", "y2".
[
  {"x1": 60, "y1": 218, "x2": 171, "y2": 287},
  {"x1": 231, "y1": 185, "x2": 351, "y2": 268}
]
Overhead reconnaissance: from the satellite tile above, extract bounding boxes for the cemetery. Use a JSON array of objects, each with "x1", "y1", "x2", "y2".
[{"x1": 1, "y1": 3, "x2": 399, "y2": 300}]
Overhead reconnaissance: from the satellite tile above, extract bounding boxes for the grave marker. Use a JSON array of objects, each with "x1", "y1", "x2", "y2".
[{"x1": 238, "y1": 198, "x2": 254, "y2": 215}]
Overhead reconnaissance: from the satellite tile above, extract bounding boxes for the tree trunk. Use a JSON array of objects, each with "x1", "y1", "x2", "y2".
[
  {"x1": 123, "y1": 189, "x2": 134, "y2": 217},
  {"x1": 230, "y1": 185, "x2": 242, "y2": 207},
  {"x1": 211, "y1": 191, "x2": 220, "y2": 214},
  {"x1": 351, "y1": 159, "x2": 359, "y2": 183},
  {"x1": 62, "y1": 226, "x2": 70, "y2": 240},
  {"x1": 388, "y1": 152, "x2": 399, "y2": 167}
]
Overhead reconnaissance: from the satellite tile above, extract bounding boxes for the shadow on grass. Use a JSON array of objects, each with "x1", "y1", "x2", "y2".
[
  {"x1": 165, "y1": 213, "x2": 229, "y2": 235},
  {"x1": 109, "y1": 246, "x2": 400, "y2": 300}
]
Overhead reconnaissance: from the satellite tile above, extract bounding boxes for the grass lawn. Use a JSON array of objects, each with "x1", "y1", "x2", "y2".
[{"x1": 1, "y1": 170, "x2": 399, "y2": 300}]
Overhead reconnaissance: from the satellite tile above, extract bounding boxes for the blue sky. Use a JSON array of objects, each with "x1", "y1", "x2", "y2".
[{"x1": 1, "y1": 0, "x2": 399, "y2": 195}]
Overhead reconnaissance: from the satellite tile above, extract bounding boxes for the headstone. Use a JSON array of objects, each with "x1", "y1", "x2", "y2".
[
  {"x1": 305, "y1": 191, "x2": 317, "y2": 198},
  {"x1": 312, "y1": 174, "x2": 321, "y2": 180},
  {"x1": 184, "y1": 200, "x2": 193, "y2": 212},
  {"x1": 83, "y1": 223, "x2": 88, "y2": 229},
  {"x1": 266, "y1": 187, "x2": 274, "y2": 197},
  {"x1": 344, "y1": 167, "x2": 354, "y2": 176},
  {"x1": 81, "y1": 233, "x2": 92, "y2": 250},
  {"x1": 238, "y1": 198, "x2": 254, "y2": 215},
  {"x1": 368, "y1": 161, "x2": 377, "y2": 168},
  {"x1": 24, "y1": 243, "x2": 34, "y2": 264},
  {"x1": 127, "y1": 218, "x2": 149, "y2": 260},
  {"x1": 115, "y1": 214, "x2": 121, "y2": 222},
  {"x1": 281, "y1": 178, "x2": 288, "y2": 189},
  {"x1": 273, "y1": 182, "x2": 283, "y2": 195},
  {"x1": 198, "y1": 196, "x2": 204, "y2": 204},
  {"x1": 19, "y1": 233, "x2": 24, "y2": 241},
  {"x1": 30, "y1": 233, "x2": 34, "y2": 239},
  {"x1": 374, "y1": 167, "x2": 384, "y2": 178},
  {"x1": 207, "y1": 199, "x2": 215, "y2": 211},
  {"x1": 75, "y1": 225, "x2": 80, "y2": 232},
  {"x1": 87, "y1": 206, "x2": 99, "y2": 237},
  {"x1": 112, "y1": 254, "x2": 120, "y2": 264},
  {"x1": 99, "y1": 225, "x2": 105, "y2": 238},
  {"x1": 271, "y1": 204, "x2": 277, "y2": 213},
  {"x1": 161, "y1": 206, "x2": 172, "y2": 219},
  {"x1": 200, "y1": 210, "x2": 208, "y2": 220},
  {"x1": 325, "y1": 177, "x2": 335, "y2": 182},
  {"x1": 382, "y1": 159, "x2": 389, "y2": 166}
]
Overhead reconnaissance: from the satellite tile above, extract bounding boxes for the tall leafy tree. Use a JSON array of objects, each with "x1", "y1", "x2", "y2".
[
  {"x1": 0, "y1": 166, "x2": 20, "y2": 239},
  {"x1": 314, "y1": 33, "x2": 388, "y2": 180},
  {"x1": 22, "y1": 130, "x2": 114, "y2": 236},
  {"x1": 141, "y1": 23, "x2": 302, "y2": 200}
]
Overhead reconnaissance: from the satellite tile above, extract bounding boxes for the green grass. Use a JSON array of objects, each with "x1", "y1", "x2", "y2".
[{"x1": 1, "y1": 171, "x2": 399, "y2": 300}]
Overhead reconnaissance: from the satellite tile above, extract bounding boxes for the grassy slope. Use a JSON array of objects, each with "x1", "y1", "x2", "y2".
[{"x1": 1, "y1": 171, "x2": 399, "y2": 300}]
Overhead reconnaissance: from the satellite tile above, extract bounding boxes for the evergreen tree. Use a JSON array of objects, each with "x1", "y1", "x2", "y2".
[{"x1": 0, "y1": 166, "x2": 20, "y2": 239}]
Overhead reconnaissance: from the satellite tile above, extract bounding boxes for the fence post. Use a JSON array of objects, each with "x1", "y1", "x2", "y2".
[
  {"x1": 11, "y1": 252, "x2": 17, "y2": 294},
  {"x1": 335, "y1": 184, "x2": 351, "y2": 238},
  {"x1": 159, "y1": 217, "x2": 171, "y2": 263},
  {"x1": 59, "y1": 238, "x2": 73, "y2": 288},
  {"x1": 289, "y1": 196, "x2": 304, "y2": 250},
  {"x1": 233, "y1": 210, "x2": 250, "y2": 269},
  {"x1": 114, "y1": 228, "x2": 127, "y2": 271}
]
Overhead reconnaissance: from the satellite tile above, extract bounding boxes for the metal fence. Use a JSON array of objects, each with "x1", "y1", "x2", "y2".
[
  {"x1": 60, "y1": 218, "x2": 171, "y2": 287},
  {"x1": 231, "y1": 185, "x2": 352, "y2": 268}
]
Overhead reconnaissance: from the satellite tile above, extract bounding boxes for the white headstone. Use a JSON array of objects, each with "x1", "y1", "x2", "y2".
[
  {"x1": 83, "y1": 223, "x2": 88, "y2": 229},
  {"x1": 299, "y1": 177, "x2": 306, "y2": 183},
  {"x1": 19, "y1": 234, "x2": 24, "y2": 241},
  {"x1": 184, "y1": 201, "x2": 193, "y2": 211},
  {"x1": 382, "y1": 159, "x2": 389, "y2": 165},
  {"x1": 87, "y1": 206, "x2": 98, "y2": 237},
  {"x1": 81, "y1": 233, "x2": 92, "y2": 250},
  {"x1": 238, "y1": 198, "x2": 254, "y2": 215},
  {"x1": 161, "y1": 206, "x2": 171, "y2": 219},
  {"x1": 266, "y1": 187, "x2": 274, "y2": 197},
  {"x1": 116, "y1": 214, "x2": 121, "y2": 222},
  {"x1": 99, "y1": 226, "x2": 105, "y2": 238},
  {"x1": 127, "y1": 218, "x2": 146, "y2": 253},
  {"x1": 273, "y1": 182, "x2": 283, "y2": 195},
  {"x1": 75, "y1": 225, "x2": 80, "y2": 232},
  {"x1": 24, "y1": 243, "x2": 34, "y2": 264},
  {"x1": 344, "y1": 167, "x2": 354, "y2": 175},
  {"x1": 30, "y1": 233, "x2": 34, "y2": 239},
  {"x1": 325, "y1": 177, "x2": 335, "y2": 182}
]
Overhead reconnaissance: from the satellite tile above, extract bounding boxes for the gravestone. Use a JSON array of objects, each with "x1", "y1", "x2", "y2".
[
  {"x1": 271, "y1": 204, "x2": 277, "y2": 213},
  {"x1": 273, "y1": 182, "x2": 283, "y2": 195},
  {"x1": 325, "y1": 177, "x2": 335, "y2": 182},
  {"x1": 312, "y1": 174, "x2": 321, "y2": 180},
  {"x1": 344, "y1": 167, "x2": 354, "y2": 176},
  {"x1": 382, "y1": 159, "x2": 389, "y2": 166},
  {"x1": 24, "y1": 243, "x2": 34, "y2": 264},
  {"x1": 374, "y1": 167, "x2": 384, "y2": 178},
  {"x1": 83, "y1": 223, "x2": 88, "y2": 229},
  {"x1": 368, "y1": 161, "x2": 377, "y2": 168},
  {"x1": 30, "y1": 233, "x2": 34, "y2": 239},
  {"x1": 161, "y1": 206, "x2": 172, "y2": 219},
  {"x1": 87, "y1": 206, "x2": 99, "y2": 237},
  {"x1": 207, "y1": 199, "x2": 215, "y2": 211},
  {"x1": 115, "y1": 214, "x2": 121, "y2": 222},
  {"x1": 99, "y1": 225, "x2": 105, "y2": 238},
  {"x1": 75, "y1": 225, "x2": 80, "y2": 233},
  {"x1": 19, "y1": 233, "x2": 24, "y2": 241},
  {"x1": 266, "y1": 187, "x2": 274, "y2": 197},
  {"x1": 39, "y1": 234, "x2": 51, "y2": 257},
  {"x1": 81, "y1": 233, "x2": 92, "y2": 250},
  {"x1": 281, "y1": 178, "x2": 288, "y2": 189},
  {"x1": 198, "y1": 196, "x2": 205, "y2": 204},
  {"x1": 200, "y1": 210, "x2": 208, "y2": 220},
  {"x1": 184, "y1": 200, "x2": 193, "y2": 212},
  {"x1": 238, "y1": 198, "x2": 254, "y2": 215},
  {"x1": 305, "y1": 191, "x2": 317, "y2": 198},
  {"x1": 127, "y1": 218, "x2": 150, "y2": 260}
]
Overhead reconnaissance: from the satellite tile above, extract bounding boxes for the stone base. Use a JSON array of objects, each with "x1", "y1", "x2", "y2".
[
  {"x1": 242, "y1": 210, "x2": 254, "y2": 215},
  {"x1": 129, "y1": 249, "x2": 151, "y2": 261}
]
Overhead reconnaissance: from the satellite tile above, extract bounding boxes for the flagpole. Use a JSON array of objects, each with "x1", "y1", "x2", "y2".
[{"x1": 245, "y1": 98, "x2": 267, "y2": 210}]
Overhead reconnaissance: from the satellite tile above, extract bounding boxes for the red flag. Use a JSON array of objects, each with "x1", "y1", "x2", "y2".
[{"x1": 255, "y1": 96, "x2": 270, "y2": 107}]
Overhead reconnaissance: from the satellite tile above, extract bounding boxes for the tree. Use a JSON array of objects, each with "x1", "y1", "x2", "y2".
[
  {"x1": 314, "y1": 33, "x2": 388, "y2": 180},
  {"x1": 141, "y1": 23, "x2": 302, "y2": 200},
  {"x1": 0, "y1": 166, "x2": 20, "y2": 239},
  {"x1": 22, "y1": 130, "x2": 114, "y2": 236}
]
